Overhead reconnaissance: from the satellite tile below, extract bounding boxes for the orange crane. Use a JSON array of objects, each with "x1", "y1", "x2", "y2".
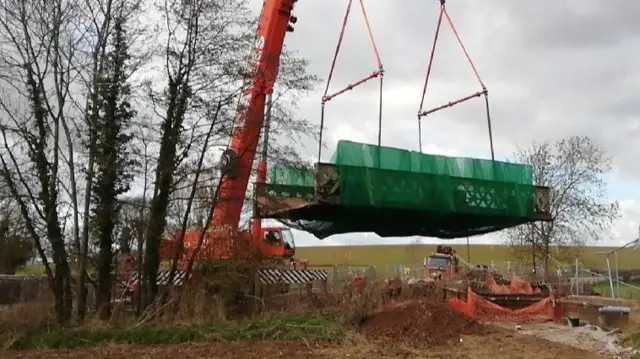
[
  {"x1": 155, "y1": 0, "x2": 486, "y2": 275},
  {"x1": 208, "y1": 0, "x2": 300, "y2": 261},
  {"x1": 160, "y1": 1, "x2": 304, "y2": 270}
]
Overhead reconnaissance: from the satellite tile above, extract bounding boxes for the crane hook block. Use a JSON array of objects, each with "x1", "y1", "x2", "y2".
[{"x1": 218, "y1": 149, "x2": 239, "y2": 178}]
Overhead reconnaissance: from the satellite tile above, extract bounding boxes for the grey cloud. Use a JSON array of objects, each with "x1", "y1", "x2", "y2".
[{"x1": 498, "y1": 0, "x2": 640, "y2": 50}]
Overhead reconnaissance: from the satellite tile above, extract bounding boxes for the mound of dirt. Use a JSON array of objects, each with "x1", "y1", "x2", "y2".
[{"x1": 359, "y1": 299, "x2": 486, "y2": 346}]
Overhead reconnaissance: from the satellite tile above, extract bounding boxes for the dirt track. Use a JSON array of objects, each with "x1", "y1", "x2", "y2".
[{"x1": 1, "y1": 333, "x2": 604, "y2": 359}]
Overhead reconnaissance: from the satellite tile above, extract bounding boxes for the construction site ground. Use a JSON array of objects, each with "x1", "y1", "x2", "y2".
[
  {"x1": 490, "y1": 321, "x2": 636, "y2": 358},
  {"x1": 4, "y1": 298, "x2": 625, "y2": 359}
]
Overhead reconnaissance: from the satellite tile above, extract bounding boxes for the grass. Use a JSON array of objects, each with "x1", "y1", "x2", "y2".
[
  {"x1": 296, "y1": 244, "x2": 640, "y2": 270},
  {"x1": 7, "y1": 314, "x2": 343, "y2": 350},
  {"x1": 622, "y1": 330, "x2": 640, "y2": 353},
  {"x1": 14, "y1": 264, "x2": 48, "y2": 276},
  {"x1": 592, "y1": 281, "x2": 640, "y2": 300}
]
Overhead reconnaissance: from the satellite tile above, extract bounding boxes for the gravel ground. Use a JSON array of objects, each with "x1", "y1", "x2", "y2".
[{"x1": 492, "y1": 321, "x2": 637, "y2": 359}]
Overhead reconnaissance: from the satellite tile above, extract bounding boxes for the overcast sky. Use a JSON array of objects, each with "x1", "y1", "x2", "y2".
[{"x1": 250, "y1": 0, "x2": 640, "y2": 247}]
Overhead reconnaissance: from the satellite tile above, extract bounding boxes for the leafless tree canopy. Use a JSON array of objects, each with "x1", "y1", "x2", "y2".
[
  {"x1": 0, "y1": 0, "x2": 319, "y2": 323},
  {"x1": 504, "y1": 136, "x2": 620, "y2": 274}
]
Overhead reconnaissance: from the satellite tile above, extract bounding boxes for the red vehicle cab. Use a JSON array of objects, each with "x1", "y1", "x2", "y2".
[
  {"x1": 259, "y1": 226, "x2": 296, "y2": 259},
  {"x1": 424, "y1": 245, "x2": 459, "y2": 280}
]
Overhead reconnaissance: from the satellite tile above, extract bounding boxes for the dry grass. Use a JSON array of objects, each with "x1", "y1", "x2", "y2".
[
  {"x1": 0, "y1": 292, "x2": 613, "y2": 359},
  {"x1": 1, "y1": 268, "x2": 635, "y2": 358},
  {"x1": 0, "y1": 278, "x2": 349, "y2": 350},
  {"x1": 0, "y1": 303, "x2": 55, "y2": 332},
  {"x1": 0, "y1": 271, "x2": 433, "y2": 351},
  {"x1": 1, "y1": 305, "x2": 603, "y2": 359},
  {"x1": 0, "y1": 290, "x2": 56, "y2": 333},
  {"x1": 0, "y1": 289, "x2": 57, "y2": 350}
]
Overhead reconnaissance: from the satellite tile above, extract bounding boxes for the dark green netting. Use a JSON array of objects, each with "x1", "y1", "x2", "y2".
[
  {"x1": 330, "y1": 140, "x2": 533, "y2": 185},
  {"x1": 336, "y1": 164, "x2": 535, "y2": 216},
  {"x1": 264, "y1": 140, "x2": 542, "y2": 239},
  {"x1": 268, "y1": 164, "x2": 314, "y2": 186}
]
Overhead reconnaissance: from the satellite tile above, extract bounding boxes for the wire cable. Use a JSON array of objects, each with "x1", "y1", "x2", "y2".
[
  {"x1": 416, "y1": 0, "x2": 495, "y2": 160},
  {"x1": 318, "y1": 0, "x2": 384, "y2": 162}
]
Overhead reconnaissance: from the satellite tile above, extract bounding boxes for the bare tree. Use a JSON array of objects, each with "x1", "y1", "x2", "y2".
[
  {"x1": 76, "y1": 0, "x2": 118, "y2": 320},
  {"x1": 504, "y1": 136, "x2": 620, "y2": 277},
  {"x1": 0, "y1": 0, "x2": 326, "y2": 322},
  {"x1": 0, "y1": 0, "x2": 89, "y2": 323},
  {"x1": 90, "y1": 11, "x2": 138, "y2": 320},
  {"x1": 75, "y1": 0, "x2": 149, "y2": 320},
  {"x1": 139, "y1": 0, "x2": 247, "y2": 304}
]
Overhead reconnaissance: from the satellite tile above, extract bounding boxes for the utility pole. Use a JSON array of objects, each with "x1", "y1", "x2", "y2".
[
  {"x1": 466, "y1": 237, "x2": 470, "y2": 263},
  {"x1": 530, "y1": 225, "x2": 536, "y2": 276}
]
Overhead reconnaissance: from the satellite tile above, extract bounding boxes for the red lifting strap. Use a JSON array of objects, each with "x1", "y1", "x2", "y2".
[
  {"x1": 416, "y1": 0, "x2": 495, "y2": 160},
  {"x1": 318, "y1": 0, "x2": 385, "y2": 162},
  {"x1": 322, "y1": 0, "x2": 383, "y2": 103},
  {"x1": 418, "y1": 1, "x2": 486, "y2": 119}
]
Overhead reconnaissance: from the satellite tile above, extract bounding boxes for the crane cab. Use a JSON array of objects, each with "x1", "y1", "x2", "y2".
[{"x1": 256, "y1": 226, "x2": 296, "y2": 259}]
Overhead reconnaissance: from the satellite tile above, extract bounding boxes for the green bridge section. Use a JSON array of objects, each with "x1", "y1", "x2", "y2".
[{"x1": 256, "y1": 140, "x2": 551, "y2": 239}]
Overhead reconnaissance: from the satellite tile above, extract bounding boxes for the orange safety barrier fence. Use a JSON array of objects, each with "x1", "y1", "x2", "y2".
[
  {"x1": 485, "y1": 272, "x2": 541, "y2": 295},
  {"x1": 449, "y1": 287, "x2": 558, "y2": 323},
  {"x1": 509, "y1": 272, "x2": 542, "y2": 294}
]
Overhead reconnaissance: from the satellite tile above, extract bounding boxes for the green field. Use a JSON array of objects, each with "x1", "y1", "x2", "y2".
[
  {"x1": 15, "y1": 244, "x2": 638, "y2": 276},
  {"x1": 593, "y1": 281, "x2": 640, "y2": 300},
  {"x1": 296, "y1": 244, "x2": 640, "y2": 270}
]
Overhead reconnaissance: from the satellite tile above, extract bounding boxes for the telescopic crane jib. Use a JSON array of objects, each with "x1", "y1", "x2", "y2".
[
  {"x1": 213, "y1": 0, "x2": 298, "y2": 233},
  {"x1": 205, "y1": 0, "x2": 302, "y2": 260}
]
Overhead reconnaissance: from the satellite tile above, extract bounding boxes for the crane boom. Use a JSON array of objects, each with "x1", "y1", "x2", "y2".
[{"x1": 212, "y1": 0, "x2": 297, "y2": 234}]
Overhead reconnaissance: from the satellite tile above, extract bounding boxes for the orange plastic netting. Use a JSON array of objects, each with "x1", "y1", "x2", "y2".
[
  {"x1": 448, "y1": 288, "x2": 555, "y2": 322},
  {"x1": 485, "y1": 272, "x2": 542, "y2": 295}
]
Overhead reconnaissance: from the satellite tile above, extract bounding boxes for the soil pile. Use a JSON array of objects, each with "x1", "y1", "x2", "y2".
[{"x1": 359, "y1": 299, "x2": 486, "y2": 346}]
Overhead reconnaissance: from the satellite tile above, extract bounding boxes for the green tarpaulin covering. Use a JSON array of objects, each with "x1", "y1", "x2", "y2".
[{"x1": 266, "y1": 140, "x2": 540, "y2": 239}]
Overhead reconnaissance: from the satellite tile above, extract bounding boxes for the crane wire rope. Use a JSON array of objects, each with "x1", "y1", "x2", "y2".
[
  {"x1": 417, "y1": 0, "x2": 495, "y2": 161},
  {"x1": 317, "y1": 0, "x2": 384, "y2": 163}
]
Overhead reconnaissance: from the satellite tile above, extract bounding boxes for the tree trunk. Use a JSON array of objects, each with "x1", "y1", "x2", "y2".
[
  {"x1": 49, "y1": 227, "x2": 73, "y2": 324},
  {"x1": 136, "y1": 227, "x2": 144, "y2": 315},
  {"x1": 97, "y1": 225, "x2": 114, "y2": 319},
  {"x1": 143, "y1": 147, "x2": 176, "y2": 305},
  {"x1": 78, "y1": 140, "x2": 95, "y2": 321},
  {"x1": 142, "y1": 81, "x2": 184, "y2": 307},
  {"x1": 143, "y1": 175, "x2": 172, "y2": 305},
  {"x1": 136, "y1": 158, "x2": 148, "y2": 315},
  {"x1": 77, "y1": 258, "x2": 88, "y2": 320}
]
